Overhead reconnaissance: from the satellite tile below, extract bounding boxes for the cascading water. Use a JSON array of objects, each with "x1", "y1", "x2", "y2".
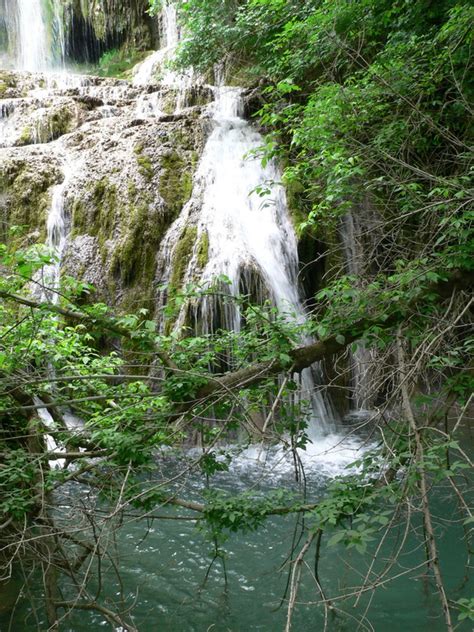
[
  {"x1": 40, "y1": 163, "x2": 71, "y2": 302},
  {"x1": 12, "y1": 0, "x2": 49, "y2": 71},
  {"x1": 156, "y1": 85, "x2": 335, "y2": 436},
  {"x1": 132, "y1": 3, "x2": 337, "y2": 437},
  {"x1": 340, "y1": 211, "x2": 376, "y2": 412},
  {"x1": 4, "y1": 0, "x2": 64, "y2": 72},
  {"x1": 133, "y1": 2, "x2": 195, "y2": 115},
  {"x1": 133, "y1": 2, "x2": 179, "y2": 87}
]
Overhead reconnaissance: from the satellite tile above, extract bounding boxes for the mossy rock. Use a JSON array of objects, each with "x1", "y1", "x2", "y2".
[
  {"x1": 0, "y1": 158, "x2": 60, "y2": 248},
  {"x1": 169, "y1": 226, "x2": 198, "y2": 293},
  {"x1": 15, "y1": 105, "x2": 75, "y2": 146},
  {"x1": 70, "y1": 176, "x2": 169, "y2": 313},
  {"x1": 164, "y1": 225, "x2": 199, "y2": 334},
  {"x1": 0, "y1": 72, "x2": 17, "y2": 97},
  {"x1": 134, "y1": 144, "x2": 154, "y2": 181},
  {"x1": 158, "y1": 151, "x2": 194, "y2": 219},
  {"x1": 71, "y1": 177, "x2": 117, "y2": 248},
  {"x1": 110, "y1": 195, "x2": 171, "y2": 313},
  {"x1": 196, "y1": 230, "x2": 209, "y2": 269}
]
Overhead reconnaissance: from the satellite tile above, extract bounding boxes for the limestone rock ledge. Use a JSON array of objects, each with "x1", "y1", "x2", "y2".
[{"x1": 0, "y1": 71, "x2": 211, "y2": 315}]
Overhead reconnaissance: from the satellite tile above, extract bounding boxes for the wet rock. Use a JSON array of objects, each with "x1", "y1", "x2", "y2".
[{"x1": 0, "y1": 70, "x2": 209, "y2": 313}]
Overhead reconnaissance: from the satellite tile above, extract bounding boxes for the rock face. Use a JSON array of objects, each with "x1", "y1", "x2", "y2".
[
  {"x1": 63, "y1": 0, "x2": 156, "y2": 63},
  {"x1": 0, "y1": 69, "x2": 210, "y2": 314}
]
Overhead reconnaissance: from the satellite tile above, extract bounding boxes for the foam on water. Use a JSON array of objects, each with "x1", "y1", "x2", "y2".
[{"x1": 189, "y1": 433, "x2": 369, "y2": 488}]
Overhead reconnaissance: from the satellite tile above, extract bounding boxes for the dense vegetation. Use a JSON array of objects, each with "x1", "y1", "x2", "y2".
[{"x1": 0, "y1": 0, "x2": 472, "y2": 629}]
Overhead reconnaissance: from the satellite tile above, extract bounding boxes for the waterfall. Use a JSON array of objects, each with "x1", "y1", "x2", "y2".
[
  {"x1": 341, "y1": 212, "x2": 376, "y2": 412},
  {"x1": 0, "y1": 0, "x2": 336, "y2": 439},
  {"x1": 40, "y1": 165, "x2": 71, "y2": 302},
  {"x1": 133, "y1": 1, "x2": 194, "y2": 108},
  {"x1": 34, "y1": 397, "x2": 66, "y2": 469},
  {"x1": 136, "y1": 2, "x2": 337, "y2": 436},
  {"x1": 133, "y1": 2, "x2": 179, "y2": 86},
  {"x1": 198, "y1": 88, "x2": 302, "y2": 320},
  {"x1": 161, "y1": 1, "x2": 179, "y2": 49},
  {"x1": 51, "y1": 0, "x2": 66, "y2": 70},
  {"x1": 14, "y1": 0, "x2": 49, "y2": 71},
  {"x1": 156, "y1": 85, "x2": 334, "y2": 436},
  {"x1": 4, "y1": 0, "x2": 64, "y2": 72}
]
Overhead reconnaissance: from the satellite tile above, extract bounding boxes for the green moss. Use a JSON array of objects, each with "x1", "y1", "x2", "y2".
[
  {"x1": 127, "y1": 180, "x2": 137, "y2": 199},
  {"x1": 134, "y1": 144, "x2": 154, "y2": 181},
  {"x1": 108, "y1": 185, "x2": 171, "y2": 312},
  {"x1": 163, "y1": 225, "x2": 198, "y2": 333},
  {"x1": 71, "y1": 178, "x2": 117, "y2": 261},
  {"x1": 162, "y1": 93, "x2": 177, "y2": 115},
  {"x1": 17, "y1": 127, "x2": 32, "y2": 146},
  {"x1": 93, "y1": 11, "x2": 107, "y2": 40},
  {"x1": 49, "y1": 106, "x2": 73, "y2": 139},
  {"x1": 137, "y1": 155, "x2": 154, "y2": 180},
  {"x1": 69, "y1": 173, "x2": 171, "y2": 313},
  {"x1": 196, "y1": 230, "x2": 209, "y2": 269},
  {"x1": 183, "y1": 87, "x2": 213, "y2": 108},
  {"x1": 0, "y1": 161, "x2": 59, "y2": 248},
  {"x1": 67, "y1": 130, "x2": 202, "y2": 313},
  {"x1": 91, "y1": 178, "x2": 117, "y2": 242},
  {"x1": 169, "y1": 226, "x2": 197, "y2": 293},
  {"x1": 110, "y1": 201, "x2": 167, "y2": 313},
  {"x1": 16, "y1": 106, "x2": 73, "y2": 146},
  {"x1": 169, "y1": 128, "x2": 197, "y2": 152},
  {"x1": 0, "y1": 72, "x2": 17, "y2": 97},
  {"x1": 97, "y1": 47, "x2": 151, "y2": 79},
  {"x1": 158, "y1": 151, "x2": 194, "y2": 218},
  {"x1": 0, "y1": 160, "x2": 60, "y2": 248}
]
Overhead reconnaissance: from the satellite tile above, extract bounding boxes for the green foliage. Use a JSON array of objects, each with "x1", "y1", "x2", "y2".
[
  {"x1": 169, "y1": 0, "x2": 473, "y2": 289},
  {"x1": 455, "y1": 597, "x2": 474, "y2": 622},
  {"x1": 97, "y1": 47, "x2": 150, "y2": 78},
  {"x1": 0, "y1": 243, "x2": 314, "y2": 518},
  {"x1": 0, "y1": 450, "x2": 37, "y2": 519},
  {"x1": 147, "y1": 0, "x2": 163, "y2": 17},
  {"x1": 1, "y1": 238, "x2": 472, "y2": 627},
  {"x1": 202, "y1": 488, "x2": 293, "y2": 535}
]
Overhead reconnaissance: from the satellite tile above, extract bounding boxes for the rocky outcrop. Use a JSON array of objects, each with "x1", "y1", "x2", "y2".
[
  {"x1": 0, "y1": 149, "x2": 61, "y2": 247},
  {"x1": 0, "y1": 70, "x2": 211, "y2": 314}
]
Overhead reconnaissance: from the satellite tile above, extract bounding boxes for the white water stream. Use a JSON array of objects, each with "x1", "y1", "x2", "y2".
[
  {"x1": 133, "y1": 2, "x2": 195, "y2": 115},
  {"x1": 135, "y1": 2, "x2": 337, "y2": 437},
  {"x1": 40, "y1": 161, "x2": 72, "y2": 302},
  {"x1": 133, "y1": 2, "x2": 179, "y2": 87},
  {"x1": 4, "y1": 0, "x2": 64, "y2": 71},
  {"x1": 156, "y1": 86, "x2": 334, "y2": 434}
]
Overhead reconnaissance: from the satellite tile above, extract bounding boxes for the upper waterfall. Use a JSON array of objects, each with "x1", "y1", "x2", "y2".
[
  {"x1": 4, "y1": 0, "x2": 64, "y2": 72},
  {"x1": 133, "y1": 2, "x2": 182, "y2": 87}
]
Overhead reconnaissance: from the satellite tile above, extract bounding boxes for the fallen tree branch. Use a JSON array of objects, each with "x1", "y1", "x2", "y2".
[{"x1": 195, "y1": 269, "x2": 473, "y2": 400}]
